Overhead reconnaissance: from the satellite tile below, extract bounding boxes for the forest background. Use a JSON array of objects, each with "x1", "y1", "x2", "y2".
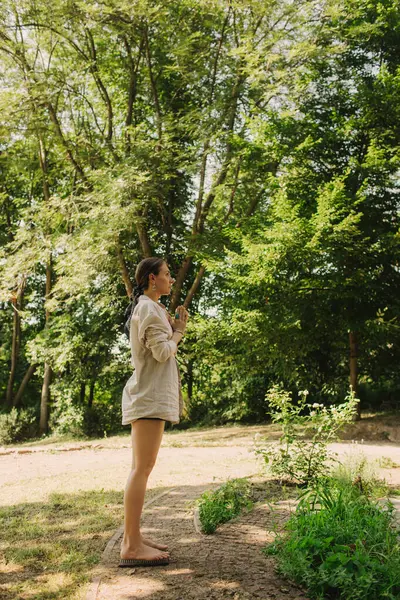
[{"x1": 1, "y1": 0, "x2": 400, "y2": 441}]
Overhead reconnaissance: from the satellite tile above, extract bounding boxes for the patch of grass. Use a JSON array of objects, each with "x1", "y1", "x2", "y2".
[
  {"x1": 376, "y1": 456, "x2": 400, "y2": 469},
  {"x1": 8, "y1": 431, "x2": 131, "y2": 449},
  {"x1": 196, "y1": 477, "x2": 254, "y2": 534},
  {"x1": 0, "y1": 487, "x2": 160, "y2": 599},
  {"x1": 331, "y1": 450, "x2": 390, "y2": 499},
  {"x1": 264, "y1": 478, "x2": 400, "y2": 600}
]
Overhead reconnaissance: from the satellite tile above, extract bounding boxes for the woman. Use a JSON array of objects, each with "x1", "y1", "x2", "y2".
[{"x1": 120, "y1": 257, "x2": 189, "y2": 567}]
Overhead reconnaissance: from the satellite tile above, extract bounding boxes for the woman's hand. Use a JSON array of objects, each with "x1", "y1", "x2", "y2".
[{"x1": 172, "y1": 305, "x2": 189, "y2": 334}]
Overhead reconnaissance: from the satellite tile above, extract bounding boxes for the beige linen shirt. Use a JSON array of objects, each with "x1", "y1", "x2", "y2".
[{"x1": 122, "y1": 294, "x2": 183, "y2": 425}]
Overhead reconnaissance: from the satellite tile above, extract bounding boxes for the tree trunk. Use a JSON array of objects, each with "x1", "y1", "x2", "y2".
[
  {"x1": 124, "y1": 34, "x2": 144, "y2": 154},
  {"x1": 5, "y1": 279, "x2": 26, "y2": 406},
  {"x1": 187, "y1": 359, "x2": 193, "y2": 403},
  {"x1": 39, "y1": 363, "x2": 52, "y2": 435},
  {"x1": 39, "y1": 256, "x2": 53, "y2": 435},
  {"x1": 169, "y1": 256, "x2": 193, "y2": 313},
  {"x1": 184, "y1": 266, "x2": 206, "y2": 309},
  {"x1": 13, "y1": 364, "x2": 37, "y2": 407},
  {"x1": 136, "y1": 220, "x2": 152, "y2": 257},
  {"x1": 80, "y1": 382, "x2": 86, "y2": 404},
  {"x1": 89, "y1": 381, "x2": 95, "y2": 408},
  {"x1": 349, "y1": 330, "x2": 361, "y2": 420},
  {"x1": 169, "y1": 69, "x2": 244, "y2": 313},
  {"x1": 5, "y1": 291, "x2": 23, "y2": 407},
  {"x1": 116, "y1": 238, "x2": 134, "y2": 298}
]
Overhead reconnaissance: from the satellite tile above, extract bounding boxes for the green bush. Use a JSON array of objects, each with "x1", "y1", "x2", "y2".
[
  {"x1": 48, "y1": 392, "x2": 85, "y2": 438},
  {"x1": 331, "y1": 447, "x2": 389, "y2": 499},
  {"x1": 82, "y1": 402, "x2": 123, "y2": 438},
  {"x1": 48, "y1": 381, "x2": 124, "y2": 439},
  {"x1": 254, "y1": 386, "x2": 359, "y2": 485},
  {"x1": 0, "y1": 407, "x2": 37, "y2": 445},
  {"x1": 196, "y1": 478, "x2": 253, "y2": 534},
  {"x1": 265, "y1": 479, "x2": 400, "y2": 600}
]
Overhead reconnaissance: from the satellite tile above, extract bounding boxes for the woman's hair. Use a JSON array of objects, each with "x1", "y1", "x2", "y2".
[{"x1": 123, "y1": 257, "x2": 166, "y2": 340}]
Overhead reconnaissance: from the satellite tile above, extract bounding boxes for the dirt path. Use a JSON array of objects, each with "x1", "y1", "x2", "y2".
[
  {"x1": 87, "y1": 474, "x2": 400, "y2": 600},
  {"x1": 88, "y1": 477, "x2": 308, "y2": 600},
  {"x1": 1, "y1": 431, "x2": 400, "y2": 507},
  {"x1": 0, "y1": 445, "x2": 261, "y2": 506},
  {"x1": 1, "y1": 426, "x2": 400, "y2": 600}
]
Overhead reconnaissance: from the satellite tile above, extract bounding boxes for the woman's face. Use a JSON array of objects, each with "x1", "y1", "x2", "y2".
[{"x1": 151, "y1": 263, "x2": 175, "y2": 295}]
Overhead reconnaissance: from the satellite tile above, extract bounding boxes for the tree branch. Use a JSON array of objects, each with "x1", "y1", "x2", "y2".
[
  {"x1": 184, "y1": 265, "x2": 206, "y2": 309},
  {"x1": 84, "y1": 27, "x2": 119, "y2": 160},
  {"x1": 143, "y1": 24, "x2": 162, "y2": 147},
  {"x1": 116, "y1": 238, "x2": 134, "y2": 298},
  {"x1": 124, "y1": 33, "x2": 145, "y2": 154}
]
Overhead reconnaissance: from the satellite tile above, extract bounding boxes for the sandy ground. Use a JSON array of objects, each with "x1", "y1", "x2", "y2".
[
  {"x1": 92, "y1": 477, "x2": 310, "y2": 600},
  {"x1": 1, "y1": 426, "x2": 400, "y2": 600},
  {"x1": 0, "y1": 445, "x2": 261, "y2": 506},
  {"x1": 1, "y1": 428, "x2": 400, "y2": 507}
]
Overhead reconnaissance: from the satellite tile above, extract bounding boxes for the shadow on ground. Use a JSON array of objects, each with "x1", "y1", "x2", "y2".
[
  {"x1": 93, "y1": 477, "x2": 308, "y2": 600},
  {"x1": 0, "y1": 488, "x2": 126, "y2": 600}
]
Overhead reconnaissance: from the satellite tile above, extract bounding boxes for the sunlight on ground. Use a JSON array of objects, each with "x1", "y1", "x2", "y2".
[
  {"x1": 211, "y1": 580, "x2": 241, "y2": 590},
  {"x1": 103, "y1": 576, "x2": 165, "y2": 597},
  {"x1": 1, "y1": 421, "x2": 400, "y2": 600},
  {"x1": 6, "y1": 411, "x2": 400, "y2": 455},
  {"x1": 165, "y1": 568, "x2": 194, "y2": 575},
  {"x1": 33, "y1": 572, "x2": 75, "y2": 593}
]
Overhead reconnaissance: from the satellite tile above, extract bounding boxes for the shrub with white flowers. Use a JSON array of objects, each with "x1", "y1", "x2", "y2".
[{"x1": 254, "y1": 386, "x2": 359, "y2": 486}]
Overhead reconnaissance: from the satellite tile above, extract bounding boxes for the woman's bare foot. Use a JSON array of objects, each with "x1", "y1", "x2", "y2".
[
  {"x1": 120, "y1": 542, "x2": 169, "y2": 561},
  {"x1": 141, "y1": 535, "x2": 168, "y2": 550}
]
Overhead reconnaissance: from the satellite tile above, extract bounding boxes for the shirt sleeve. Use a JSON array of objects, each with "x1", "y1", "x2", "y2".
[{"x1": 137, "y1": 306, "x2": 178, "y2": 362}]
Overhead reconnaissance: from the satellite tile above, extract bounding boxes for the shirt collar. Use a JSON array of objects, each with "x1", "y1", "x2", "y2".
[{"x1": 138, "y1": 294, "x2": 160, "y2": 306}]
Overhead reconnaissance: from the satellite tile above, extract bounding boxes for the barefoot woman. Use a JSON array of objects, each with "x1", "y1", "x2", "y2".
[{"x1": 120, "y1": 257, "x2": 189, "y2": 567}]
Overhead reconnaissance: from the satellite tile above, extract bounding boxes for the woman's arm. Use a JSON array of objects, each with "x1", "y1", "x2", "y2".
[
  {"x1": 171, "y1": 306, "x2": 188, "y2": 347},
  {"x1": 156, "y1": 304, "x2": 188, "y2": 351},
  {"x1": 171, "y1": 329, "x2": 184, "y2": 346},
  {"x1": 138, "y1": 308, "x2": 180, "y2": 362}
]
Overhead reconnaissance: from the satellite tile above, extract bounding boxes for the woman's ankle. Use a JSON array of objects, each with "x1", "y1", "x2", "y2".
[{"x1": 121, "y1": 534, "x2": 141, "y2": 549}]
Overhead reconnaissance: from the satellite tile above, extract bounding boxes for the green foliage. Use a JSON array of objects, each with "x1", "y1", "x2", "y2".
[
  {"x1": 0, "y1": 407, "x2": 37, "y2": 445},
  {"x1": 186, "y1": 311, "x2": 271, "y2": 424},
  {"x1": 265, "y1": 479, "x2": 400, "y2": 599},
  {"x1": 1, "y1": 0, "x2": 400, "y2": 433},
  {"x1": 82, "y1": 402, "x2": 123, "y2": 439},
  {"x1": 331, "y1": 447, "x2": 390, "y2": 499},
  {"x1": 48, "y1": 388, "x2": 85, "y2": 438},
  {"x1": 255, "y1": 386, "x2": 359, "y2": 485},
  {"x1": 196, "y1": 478, "x2": 253, "y2": 534},
  {"x1": 47, "y1": 378, "x2": 124, "y2": 438}
]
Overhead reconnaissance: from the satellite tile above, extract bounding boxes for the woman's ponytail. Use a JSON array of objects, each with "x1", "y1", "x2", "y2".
[
  {"x1": 123, "y1": 257, "x2": 166, "y2": 341},
  {"x1": 124, "y1": 282, "x2": 145, "y2": 340}
]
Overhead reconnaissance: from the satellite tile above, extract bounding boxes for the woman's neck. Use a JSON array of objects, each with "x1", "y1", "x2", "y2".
[{"x1": 143, "y1": 290, "x2": 161, "y2": 303}]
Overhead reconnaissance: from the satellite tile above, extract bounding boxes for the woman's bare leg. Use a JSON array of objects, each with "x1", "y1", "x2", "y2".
[
  {"x1": 120, "y1": 419, "x2": 169, "y2": 560},
  {"x1": 129, "y1": 421, "x2": 169, "y2": 551},
  {"x1": 130, "y1": 438, "x2": 169, "y2": 552}
]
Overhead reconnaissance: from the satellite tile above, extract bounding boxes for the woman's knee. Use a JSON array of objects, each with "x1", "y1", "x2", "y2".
[{"x1": 134, "y1": 461, "x2": 156, "y2": 477}]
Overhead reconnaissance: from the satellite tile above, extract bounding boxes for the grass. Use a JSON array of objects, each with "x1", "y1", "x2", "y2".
[
  {"x1": 196, "y1": 477, "x2": 254, "y2": 534},
  {"x1": 376, "y1": 456, "x2": 400, "y2": 469},
  {"x1": 0, "y1": 487, "x2": 160, "y2": 600},
  {"x1": 2, "y1": 420, "x2": 400, "y2": 599},
  {"x1": 264, "y1": 476, "x2": 400, "y2": 600}
]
